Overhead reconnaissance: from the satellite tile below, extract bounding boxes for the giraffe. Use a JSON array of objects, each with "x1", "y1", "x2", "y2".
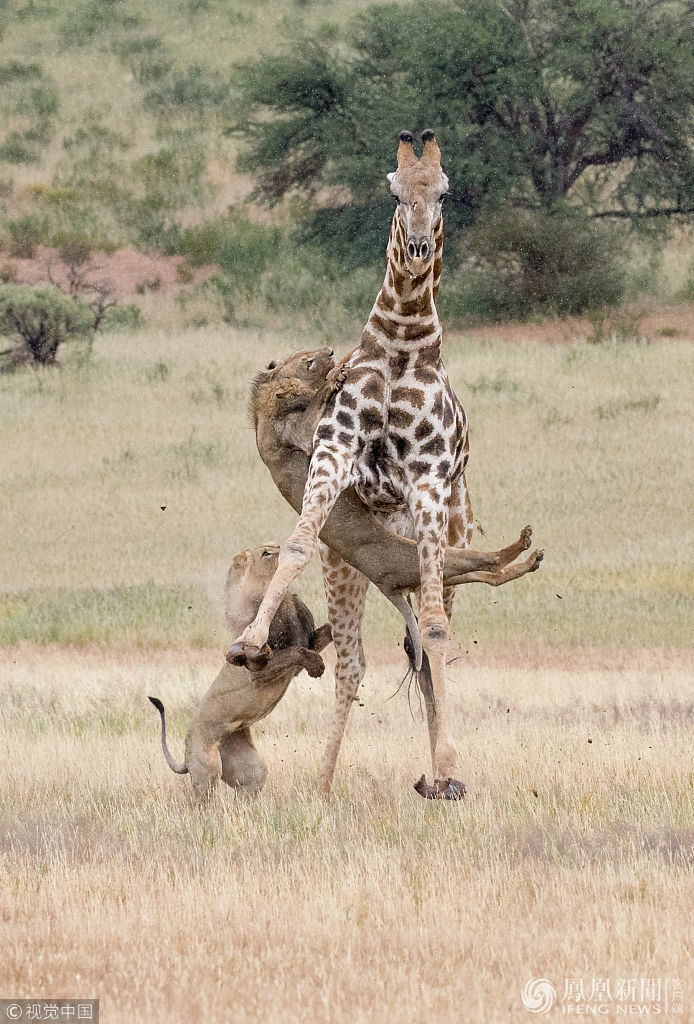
[{"x1": 231, "y1": 129, "x2": 472, "y2": 799}]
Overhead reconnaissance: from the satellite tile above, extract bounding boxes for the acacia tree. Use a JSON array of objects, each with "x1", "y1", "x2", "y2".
[{"x1": 233, "y1": 0, "x2": 694, "y2": 265}]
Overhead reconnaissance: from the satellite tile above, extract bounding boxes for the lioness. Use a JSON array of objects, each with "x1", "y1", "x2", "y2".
[{"x1": 149, "y1": 545, "x2": 331, "y2": 803}]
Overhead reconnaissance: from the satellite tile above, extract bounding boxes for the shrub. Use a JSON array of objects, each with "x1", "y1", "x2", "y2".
[
  {"x1": 0, "y1": 284, "x2": 93, "y2": 364},
  {"x1": 114, "y1": 34, "x2": 172, "y2": 84},
  {"x1": 445, "y1": 206, "x2": 626, "y2": 320},
  {"x1": 0, "y1": 60, "x2": 43, "y2": 86},
  {"x1": 7, "y1": 213, "x2": 47, "y2": 257},
  {"x1": 143, "y1": 64, "x2": 227, "y2": 112},
  {"x1": 0, "y1": 131, "x2": 39, "y2": 164},
  {"x1": 99, "y1": 303, "x2": 144, "y2": 333}
]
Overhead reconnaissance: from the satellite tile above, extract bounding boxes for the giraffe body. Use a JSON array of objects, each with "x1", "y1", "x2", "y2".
[{"x1": 233, "y1": 130, "x2": 472, "y2": 796}]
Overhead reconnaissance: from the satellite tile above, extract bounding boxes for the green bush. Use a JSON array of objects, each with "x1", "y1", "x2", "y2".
[
  {"x1": 60, "y1": 0, "x2": 137, "y2": 48},
  {"x1": 99, "y1": 303, "x2": 145, "y2": 333},
  {"x1": 444, "y1": 207, "x2": 626, "y2": 320},
  {"x1": 143, "y1": 64, "x2": 228, "y2": 112},
  {"x1": 0, "y1": 284, "x2": 93, "y2": 364},
  {"x1": 7, "y1": 213, "x2": 47, "y2": 257},
  {"x1": 174, "y1": 211, "x2": 280, "y2": 288},
  {"x1": 114, "y1": 34, "x2": 172, "y2": 84},
  {"x1": 0, "y1": 132, "x2": 38, "y2": 164},
  {"x1": 0, "y1": 60, "x2": 43, "y2": 85}
]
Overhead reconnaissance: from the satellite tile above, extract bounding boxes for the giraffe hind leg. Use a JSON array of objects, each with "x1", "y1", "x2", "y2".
[{"x1": 318, "y1": 544, "x2": 369, "y2": 798}]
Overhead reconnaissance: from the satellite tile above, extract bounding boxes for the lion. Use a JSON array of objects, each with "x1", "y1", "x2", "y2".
[{"x1": 149, "y1": 544, "x2": 331, "y2": 804}]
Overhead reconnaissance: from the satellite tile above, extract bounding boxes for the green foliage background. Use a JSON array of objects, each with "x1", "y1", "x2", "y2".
[{"x1": 0, "y1": 0, "x2": 693, "y2": 320}]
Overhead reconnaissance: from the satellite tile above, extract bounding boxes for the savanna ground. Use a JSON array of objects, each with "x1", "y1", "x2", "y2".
[{"x1": 1, "y1": 319, "x2": 693, "y2": 1022}]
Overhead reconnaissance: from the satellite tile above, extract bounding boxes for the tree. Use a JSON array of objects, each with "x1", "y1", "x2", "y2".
[
  {"x1": 0, "y1": 284, "x2": 93, "y2": 365},
  {"x1": 233, "y1": 0, "x2": 694, "y2": 265}
]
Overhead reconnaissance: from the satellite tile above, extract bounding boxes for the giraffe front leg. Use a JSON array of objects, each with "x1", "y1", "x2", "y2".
[
  {"x1": 228, "y1": 445, "x2": 353, "y2": 663},
  {"x1": 411, "y1": 487, "x2": 466, "y2": 801}
]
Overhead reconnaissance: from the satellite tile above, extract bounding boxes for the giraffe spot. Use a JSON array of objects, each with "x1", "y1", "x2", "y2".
[
  {"x1": 409, "y1": 459, "x2": 432, "y2": 476},
  {"x1": 337, "y1": 431, "x2": 353, "y2": 446},
  {"x1": 391, "y1": 386, "x2": 425, "y2": 409},
  {"x1": 415, "y1": 345, "x2": 440, "y2": 368},
  {"x1": 372, "y1": 312, "x2": 397, "y2": 341},
  {"x1": 415, "y1": 419, "x2": 434, "y2": 441},
  {"x1": 431, "y1": 392, "x2": 444, "y2": 419},
  {"x1": 389, "y1": 406, "x2": 414, "y2": 430},
  {"x1": 414, "y1": 366, "x2": 439, "y2": 385},
  {"x1": 421, "y1": 435, "x2": 446, "y2": 457},
  {"x1": 388, "y1": 353, "x2": 409, "y2": 380},
  {"x1": 402, "y1": 321, "x2": 436, "y2": 343},
  {"x1": 421, "y1": 510, "x2": 432, "y2": 527},
  {"x1": 379, "y1": 290, "x2": 395, "y2": 312},
  {"x1": 391, "y1": 434, "x2": 411, "y2": 461},
  {"x1": 359, "y1": 407, "x2": 382, "y2": 434},
  {"x1": 336, "y1": 410, "x2": 354, "y2": 429},
  {"x1": 361, "y1": 376, "x2": 385, "y2": 403},
  {"x1": 339, "y1": 390, "x2": 358, "y2": 410},
  {"x1": 442, "y1": 401, "x2": 454, "y2": 428},
  {"x1": 355, "y1": 335, "x2": 383, "y2": 363},
  {"x1": 437, "y1": 459, "x2": 452, "y2": 480},
  {"x1": 316, "y1": 424, "x2": 334, "y2": 441}
]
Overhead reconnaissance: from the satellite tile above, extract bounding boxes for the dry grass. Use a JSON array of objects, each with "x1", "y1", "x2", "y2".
[
  {"x1": 1, "y1": 326, "x2": 692, "y2": 648},
  {"x1": 1, "y1": 644, "x2": 693, "y2": 1022}
]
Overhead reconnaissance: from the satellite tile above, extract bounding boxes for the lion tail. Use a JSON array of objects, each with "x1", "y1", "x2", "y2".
[{"x1": 148, "y1": 696, "x2": 188, "y2": 774}]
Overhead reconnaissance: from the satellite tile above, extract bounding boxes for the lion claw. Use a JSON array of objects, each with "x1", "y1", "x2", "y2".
[{"x1": 226, "y1": 643, "x2": 272, "y2": 668}]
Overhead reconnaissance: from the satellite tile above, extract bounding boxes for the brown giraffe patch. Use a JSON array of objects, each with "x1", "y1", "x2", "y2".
[
  {"x1": 415, "y1": 419, "x2": 434, "y2": 441},
  {"x1": 361, "y1": 376, "x2": 385, "y2": 403},
  {"x1": 359, "y1": 407, "x2": 382, "y2": 434},
  {"x1": 391, "y1": 386, "x2": 425, "y2": 409},
  {"x1": 388, "y1": 406, "x2": 414, "y2": 430}
]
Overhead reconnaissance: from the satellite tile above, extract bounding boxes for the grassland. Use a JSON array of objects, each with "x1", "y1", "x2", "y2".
[
  {"x1": 1, "y1": 645, "x2": 692, "y2": 1023},
  {"x1": 2, "y1": 318, "x2": 692, "y2": 1021},
  {"x1": 1, "y1": 323, "x2": 692, "y2": 648}
]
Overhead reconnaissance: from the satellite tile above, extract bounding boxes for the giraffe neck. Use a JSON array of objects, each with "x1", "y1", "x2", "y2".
[{"x1": 361, "y1": 210, "x2": 444, "y2": 361}]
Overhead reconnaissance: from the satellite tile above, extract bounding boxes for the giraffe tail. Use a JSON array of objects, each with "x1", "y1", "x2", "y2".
[{"x1": 388, "y1": 594, "x2": 422, "y2": 672}]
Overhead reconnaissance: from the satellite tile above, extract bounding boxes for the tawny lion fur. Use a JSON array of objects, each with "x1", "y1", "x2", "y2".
[{"x1": 149, "y1": 545, "x2": 331, "y2": 804}]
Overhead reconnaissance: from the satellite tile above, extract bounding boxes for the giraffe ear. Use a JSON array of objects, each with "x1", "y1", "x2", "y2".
[{"x1": 386, "y1": 172, "x2": 395, "y2": 184}]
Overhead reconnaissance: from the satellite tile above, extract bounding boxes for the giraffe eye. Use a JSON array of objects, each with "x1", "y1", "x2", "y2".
[
  {"x1": 306, "y1": 358, "x2": 315, "y2": 369},
  {"x1": 261, "y1": 549, "x2": 274, "y2": 558},
  {"x1": 438, "y1": 194, "x2": 446, "y2": 203},
  {"x1": 392, "y1": 195, "x2": 400, "y2": 204}
]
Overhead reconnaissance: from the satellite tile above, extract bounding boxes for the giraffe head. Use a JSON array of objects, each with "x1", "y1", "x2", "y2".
[{"x1": 387, "y1": 129, "x2": 448, "y2": 278}]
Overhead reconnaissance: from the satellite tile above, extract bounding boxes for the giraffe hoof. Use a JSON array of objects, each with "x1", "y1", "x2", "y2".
[
  {"x1": 520, "y1": 525, "x2": 533, "y2": 549},
  {"x1": 413, "y1": 775, "x2": 467, "y2": 800},
  {"x1": 414, "y1": 774, "x2": 441, "y2": 799},
  {"x1": 226, "y1": 643, "x2": 272, "y2": 667},
  {"x1": 440, "y1": 778, "x2": 467, "y2": 800}
]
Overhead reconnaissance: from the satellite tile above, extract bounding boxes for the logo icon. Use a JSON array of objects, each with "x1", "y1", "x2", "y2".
[{"x1": 521, "y1": 978, "x2": 556, "y2": 1013}]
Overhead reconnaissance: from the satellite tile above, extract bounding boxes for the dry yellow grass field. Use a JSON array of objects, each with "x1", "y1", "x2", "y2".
[
  {"x1": 1, "y1": 644, "x2": 692, "y2": 1022},
  {"x1": 1, "y1": 322, "x2": 692, "y2": 1021}
]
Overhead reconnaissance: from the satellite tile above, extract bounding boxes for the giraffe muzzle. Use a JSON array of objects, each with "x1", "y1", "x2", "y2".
[{"x1": 406, "y1": 236, "x2": 431, "y2": 263}]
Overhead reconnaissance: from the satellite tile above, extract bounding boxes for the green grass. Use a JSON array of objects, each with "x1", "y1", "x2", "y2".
[{"x1": 1, "y1": 325, "x2": 691, "y2": 649}]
